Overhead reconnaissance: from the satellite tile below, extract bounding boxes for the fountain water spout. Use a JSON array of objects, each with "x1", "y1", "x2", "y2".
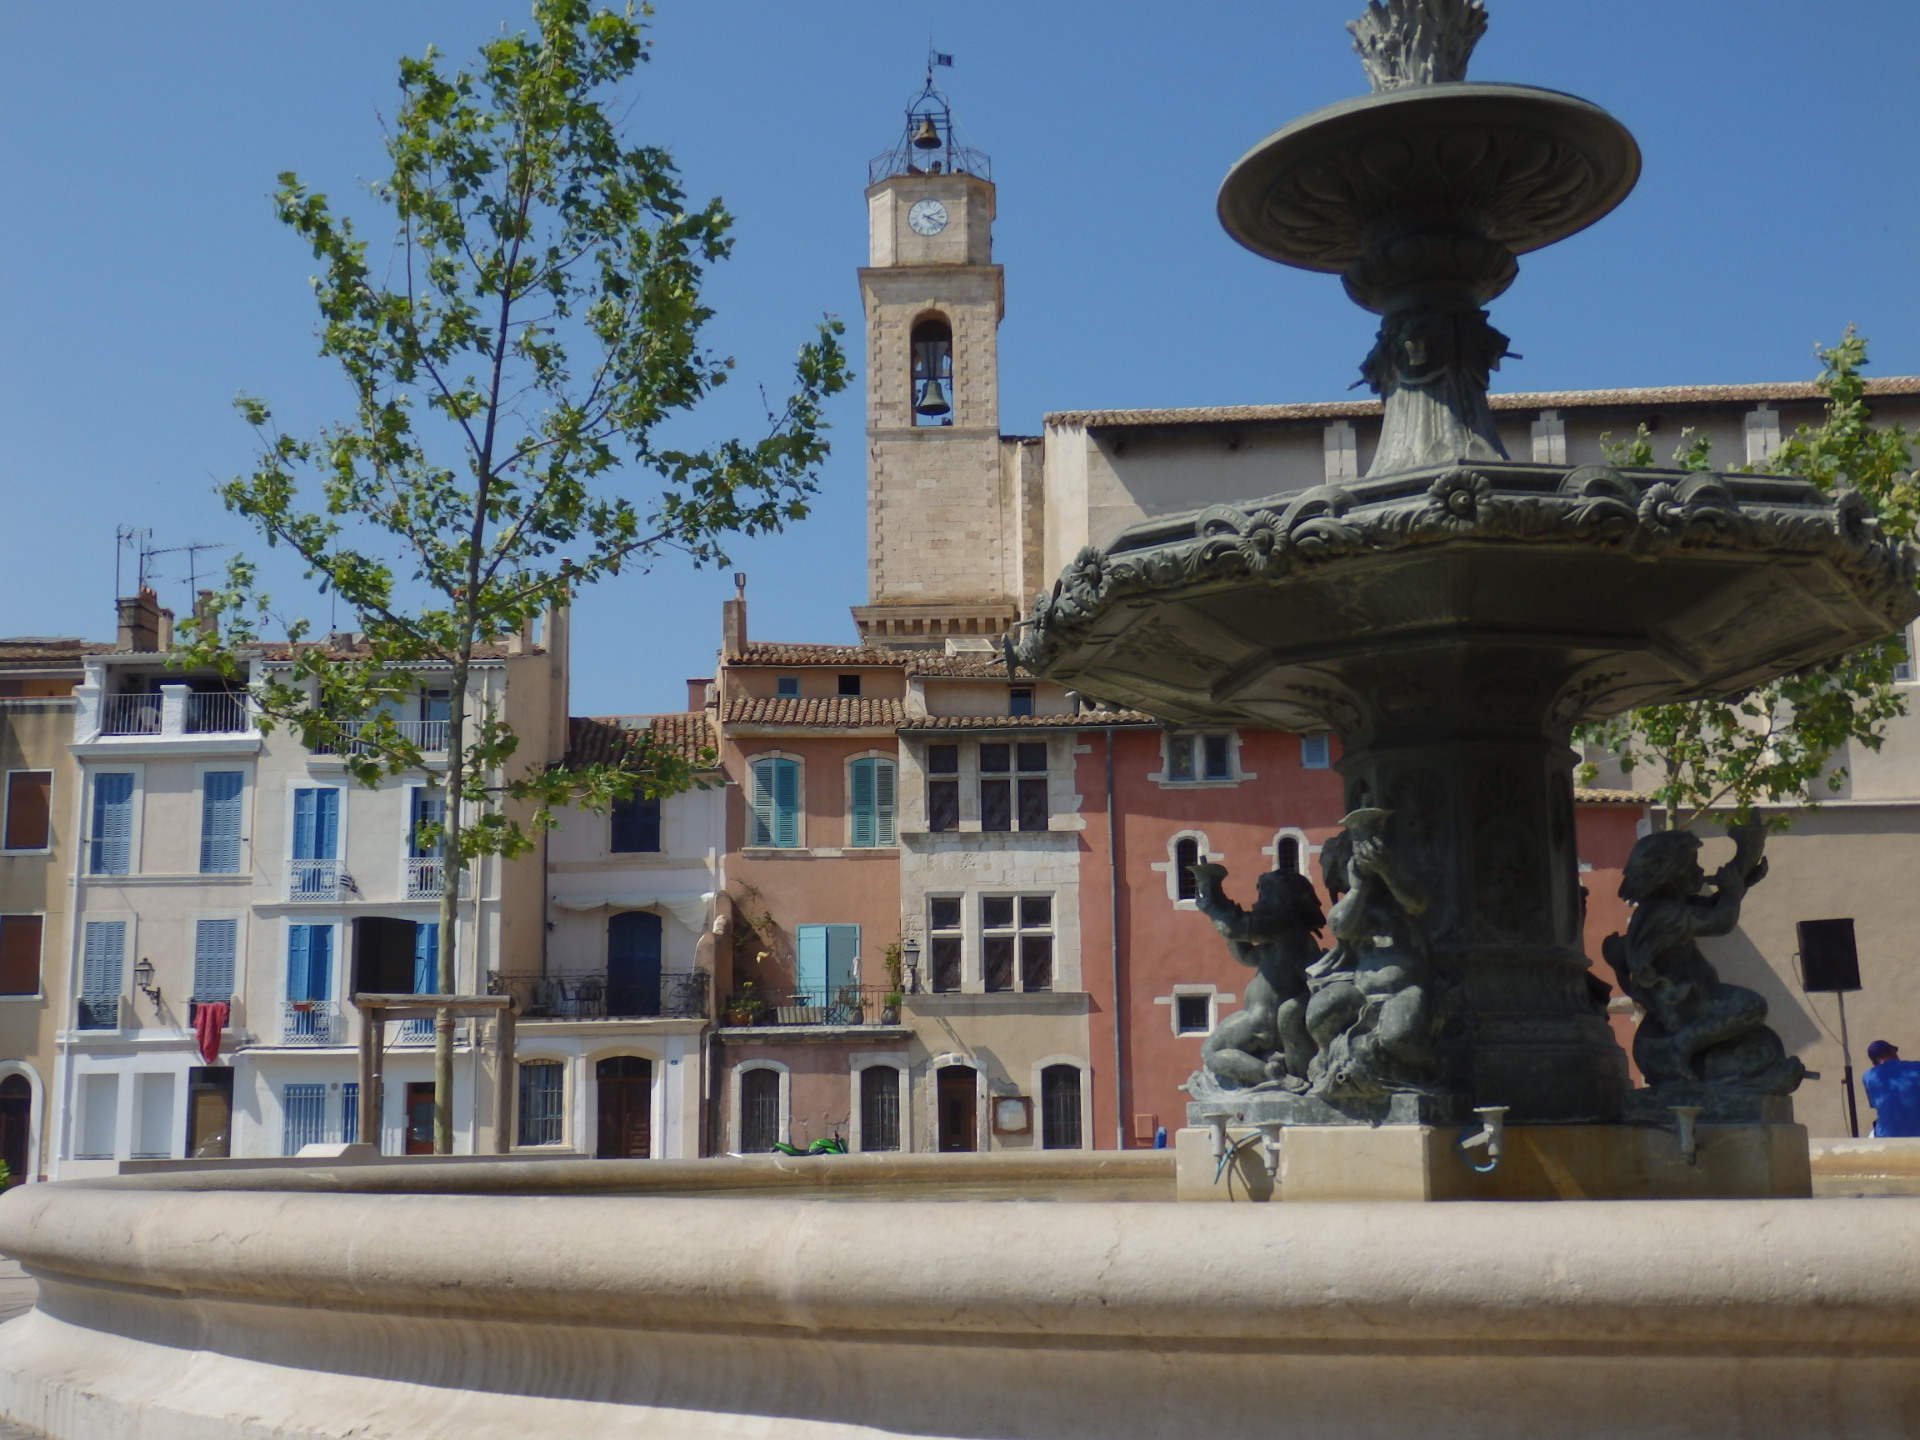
[
  {"x1": 1458, "y1": 1105, "x2": 1508, "y2": 1173},
  {"x1": 1670, "y1": 1106, "x2": 1704, "y2": 1165}
]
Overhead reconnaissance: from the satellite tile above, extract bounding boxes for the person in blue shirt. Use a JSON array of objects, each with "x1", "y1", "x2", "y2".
[{"x1": 1862, "y1": 1040, "x2": 1920, "y2": 1138}]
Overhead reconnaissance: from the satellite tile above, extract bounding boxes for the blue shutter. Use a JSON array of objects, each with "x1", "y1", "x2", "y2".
[
  {"x1": 606, "y1": 911, "x2": 664, "y2": 1016},
  {"x1": 287, "y1": 925, "x2": 312, "y2": 1002},
  {"x1": 413, "y1": 922, "x2": 439, "y2": 995},
  {"x1": 341, "y1": 1083, "x2": 360, "y2": 1145},
  {"x1": 773, "y1": 758, "x2": 799, "y2": 848},
  {"x1": 850, "y1": 760, "x2": 875, "y2": 848},
  {"x1": 796, "y1": 924, "x2": 828, "y2": 1006},
  {"x1": 90, "y1": 773, "x2": 133, "y2": 874},
  {"x1": 193, "y1": 919, "x2": 238, "y2": 1002},
  {"x1": 825, "y1": 924, "x2": 860, "y2": 993},
  {"x1": 81, "y1": 921, "x2": 125, "y2": 1001},
  {"x1": 293, "y1": 789, "x2": 339, "y2": 861},
  {"x1": 410, "y1": 788, "x2": 445, "y2": 859},
  {"x1": 199, "y1": 772, "x2": 244, "y2": 873}
]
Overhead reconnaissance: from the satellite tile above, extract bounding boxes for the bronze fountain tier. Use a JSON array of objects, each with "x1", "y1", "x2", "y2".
[{"x1": 1012, "y1": 0, "x2": 1920, "y2": 1129}]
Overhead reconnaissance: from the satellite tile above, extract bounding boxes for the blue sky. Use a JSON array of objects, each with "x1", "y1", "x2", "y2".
[{"x1": 2, "y1": 2, "x2": 1916, "y2": 715}]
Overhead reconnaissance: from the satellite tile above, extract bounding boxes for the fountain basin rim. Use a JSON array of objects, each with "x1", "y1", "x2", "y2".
[{"x1": 1218, "y1": 81, "x2": 1642, "y2": 270}]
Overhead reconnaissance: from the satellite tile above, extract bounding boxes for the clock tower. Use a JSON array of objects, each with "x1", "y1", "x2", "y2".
[{"x1": 852, "y1": 81, "x2": 1039, "y2": 648}]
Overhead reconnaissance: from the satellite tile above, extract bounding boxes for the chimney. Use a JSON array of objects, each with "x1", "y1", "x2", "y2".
[
  {"x1": 157, "y1": 605, "x2": 175, "y2": 652},
  {"x1": 686, "y1": 677, "x2": 715, "y2": 710},
  {"x1": 116, "y1": 587, "x2": 164, "y2": 652},
  {"x1": 722, "y1": 573, "x2": 748, "y2": 659}
]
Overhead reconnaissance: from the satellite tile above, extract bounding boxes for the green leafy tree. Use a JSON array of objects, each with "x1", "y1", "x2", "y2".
[
  {"x1": 182, "y1": 0, "x2": 848, "y2": 1151},
  {"x1": 1579, "y1": 332, "x2": 1916, "y2": 830}
]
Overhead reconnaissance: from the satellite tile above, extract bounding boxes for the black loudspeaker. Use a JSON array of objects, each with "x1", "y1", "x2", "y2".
[{"x1": 1796, "y1": 918, "x2": 1862, "y2": 993}]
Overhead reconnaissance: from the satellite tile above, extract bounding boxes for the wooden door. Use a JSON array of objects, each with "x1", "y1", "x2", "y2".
[
  {"x1": 936, "y1": 1065, "x2": 977, "y2": 1152},
  {"x1": 404, "y1": 1082, "x2": 436, "y2": 1155},
  {"x1": 0, "y1": 1075, "x2": 29, "y2": 1184},
  {"x1": 596, "y1": 1056, "x2": 653, "y2": 1158}
]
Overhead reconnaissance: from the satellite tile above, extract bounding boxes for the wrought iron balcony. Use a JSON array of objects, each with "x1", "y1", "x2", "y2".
[
  {"x1": 405, "y1": 857, "x2": 444, "y2": 899},
  {"x1": 281, "y1": 1000, "x2": 341, "y2": 1046},
  {"x1": 490, "y1": 968, "x2": 709, "y2": 1022},
  {"x1": 719, "y1": 984, "x2": 902, "y2": 1029},
  {"x1": 76, "y1": 996, "x2": 123, "y2": 1031},
  {"x1": 185, "y1": 692, "x2": 250, "y2": 734},
  {"x1": 310, "y1": 719, "x2": 450, "y2": 756},
  {"x1": 99, "y1": 694, "x2": 161, "y2": 736},
  {"x1": 287, "y1": 860, "x2": 342, "y2": 902}
]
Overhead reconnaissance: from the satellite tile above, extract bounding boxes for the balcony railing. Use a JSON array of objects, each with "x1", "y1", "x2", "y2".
[
  {"x1": 395, "y1": 1017, "x2": 435, "y2": 1044},
  {"x1": 281, "y1": 1000, "x2": 341, "y2": 1046},
  {"x1": 185, "y1": 691, "x2": 250, "y2": 734},
  {"x1": 77, "y1": 996, "x2": 123, "y2": 1031},
  {"x1": 287, "y1": 860, "x2": 342, "y2": 901},
  {"x1": 405, "y1": 857, "x2": 444, "y2": 899},
  {"x1": 311, "y1": 719, "x2": 450, "y2": 756},
  {"x1": 490, "y1": 968, "x2": 710, "y2": 1022},
  {"x1": 100, "y1": 694, "x2": 162, "y2": 736},
  {"x1": 719, "y1": 984, "x2": 901, "y2": 1028}
]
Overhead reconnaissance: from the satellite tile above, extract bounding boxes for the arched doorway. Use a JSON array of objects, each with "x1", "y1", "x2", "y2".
[
  {"x1": 595, "y1": 1055, "x2": 653, "y2": 1158},
  {"x1": 0, "y1": 1075, "x2": 29, "y2": 1184},
  {"x1": 936, "y1": 1064, "x2": 977, "y2": 1152}
]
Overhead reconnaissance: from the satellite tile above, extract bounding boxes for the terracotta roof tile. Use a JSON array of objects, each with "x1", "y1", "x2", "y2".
[
  {"x1": 731, "y1": 641, "x2": 915, "y2": 668},
  {"x1": 1573, "y1": 786, "x2": 1651, "y2": 805},
  {"x1": 723, "y1": 697, "x2": 904, "y2": 728},
  {"x1": 0, "y1": 638, "x2": 111, "y2": 664},
  {"x1": 254, "y1": 640, "x2": 528, "y2": 662},
  {"x1": 1046, "y1": 377, "x2": 1920, "y2": 430},
  {"x1": 566, "y1": 713, "x2": 717, "y2": 768},
  {"x1": 900, "y1": 710, "x2": 1158, "y2": 730}
]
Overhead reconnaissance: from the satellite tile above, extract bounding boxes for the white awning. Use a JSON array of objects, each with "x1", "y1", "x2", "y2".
[{"x1": 550, "y1": 891, "x2": 715, "y2": 929}]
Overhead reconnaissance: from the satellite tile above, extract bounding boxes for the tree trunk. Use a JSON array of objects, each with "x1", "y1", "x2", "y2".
[{"x1": 435, "y1": 659, "x2": 468, "y2": 1155}]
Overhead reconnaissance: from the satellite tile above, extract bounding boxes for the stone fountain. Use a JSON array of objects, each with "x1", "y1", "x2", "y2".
[
  {"x1": 3, "y1": 5, "x2": 1920, "y2": 1437},
  {"x1": 1014, "y1": 0, "x2": 1920, "y2": 1197}
]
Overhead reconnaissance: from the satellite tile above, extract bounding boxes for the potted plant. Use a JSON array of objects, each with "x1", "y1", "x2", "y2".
[
  {"x1": 881, "y1": 939, "x2": 906, "y2": 1023},
  {"x1": 724, "y1": 981, "x2": 763, "y2": 1027}
]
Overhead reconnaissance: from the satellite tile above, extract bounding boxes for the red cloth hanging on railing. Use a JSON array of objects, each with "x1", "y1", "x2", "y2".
[{"x1": 195, "y1": 1001, "x2": 229, "y2": 1066}]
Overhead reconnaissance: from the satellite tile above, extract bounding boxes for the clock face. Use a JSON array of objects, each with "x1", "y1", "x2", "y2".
[{"x1": 908, "y1": 198, "x2": 949, "y2": 236}]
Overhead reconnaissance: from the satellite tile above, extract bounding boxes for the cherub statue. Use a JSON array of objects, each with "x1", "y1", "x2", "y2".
[
  {"x1": 1190, "y1": 860, "x2": 1328, "y2": 1091},
  {"x1": 1601, "y1": 823, "x2": 1803, "y2": 1097},
  {"x1": 1305, "y1": 808, "x2": 1444, "y2": 1099}
]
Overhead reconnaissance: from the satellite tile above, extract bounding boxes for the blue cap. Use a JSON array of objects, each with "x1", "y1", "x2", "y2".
[{"x1": 1868, "y1": 1040, "x2": 1898, "y2": 1061}]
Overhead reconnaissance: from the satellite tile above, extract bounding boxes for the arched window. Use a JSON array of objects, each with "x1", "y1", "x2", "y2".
[
  {"x1": 849, "y1": 756, "x2": 897, "y2": 847},
  {"x1": 1277, "y1": 835, "x2": 1302, "y2": 876},
  {"x1": 859, "y1": 1064, "x2": 902, "y2": 1152},
  {"x1": 739, "y1": 1066, "x2": 783, "y2": 1153},
  {"x1": 1174, "y1": 837, "x2": 1201, "y2": 901},
  {"x1": 1040, "y1": 1064, "x2": 1083, "y2": 1149},
  {"x1": 748, "y1": 755, "x2": 800, "y2": 848},
  {"x1": 911, "y1": 317, "x2": 953, "y2": 427}
]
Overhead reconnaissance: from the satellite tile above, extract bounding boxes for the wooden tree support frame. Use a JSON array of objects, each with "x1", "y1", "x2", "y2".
[{"x1": 352, "y1": 994, "x2": 516, "y2": 1155}]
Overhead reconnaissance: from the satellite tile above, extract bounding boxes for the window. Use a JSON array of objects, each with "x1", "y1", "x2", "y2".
[
  {"x1": 911, "y1": 317, "x2": 954, "y2": 427},
  {"x1": 79, "y1": 920, "x2": 125, "y2": 1029},
  {"x1": 133, "y1": 1072, "x2": 174, "y2": 1159},
  {"x1": 419, "y1": 688, "x2": 451, "y2": 749},
  {"x1": 1008, "y1": 687, "x2": 1034, "y2": 717},
  {"x1": 1175, "y1": 993, "x2": 1213, "y2": 1034},
  {"x1": 3, "y1": 771, "x2": 51, "y2": 851},
  {"x1": 1174, "y1": 837, "x2": 1202, "y2": 902},
  {"x1": 859, "y1": 1065, "x2": 902, "y2": 1152},
  {"x1": 982, "y1": 894, "x2": 1052, "y2": 993},
  {"x1": 0, "y1": 915, "x2": 43, "y2": 996},
  {"x1": 837, "y1": 673, "x2": 863, "y2": 698},
  {"x1": 776, "y1": 675, "x2": 800, "y2": 698},
  {"x1": 797, "y1": 923, "x2": 858, "y2": 1008},
  {"x1": 927, "y1": 745, "x2": 960, "y2": 832},
  {"x1": 199, "y1": 771, "x2": 244, "y2": 874},
  {"x1": 1301, "y1": 734, "x2": 1332, "y2": 769},
  {"x1": 748, "y1": 756, "x2": 800, "y2": 848},
  {"x1": 980, "y1": 742, "x2": 1048, "y2": 833},
  {"x1": 610, "y1": 793, "x2": 661, "y2": 853},
  {"x1": 606, "y1": 911, "x2": 662, "y2": 1016},
  {"x1": 290, "y1": 787, "x2": 340, "y2": 896},
  {"x1": 1276, "y1": 834, "x2": 1303, "y2": 876},
  {"x1": 78, "y1": 1073, "x2": 118, "y2": 1159},
  {"x1": 282, "y1": 1084, "x2": 327, "y2": 1156},
  {"x1": 739, "y1": 1067, "x2": 782, "y2": 1153},
  {"x1": 342, "y1": 1082, "x2": 360, "y2": 1145},
  {"x1": 518, "y1": 1061, "x2": 566, "y2": 1146},
  {"x1": 1897, "y1": 628, "x2": 1914, "y2": 683},
  {"x1": 929, "y1": 896, "x2": 963, "y2": 993},
  {"x1": 192, "y1": 919, "x2": 237, "y2": 1004},
  {"x1": 1040, "y1": 1064, "x2": 1083, "y2": 1149},
  {"x1": 1165, "y1": 733, "x2": 1233, "y2": 782},
  {"x1": 849, "y1": 758, "x2": 897, "y2": 847},
  {"x1": 287, "y1": 924, "x2": 333, "y2": 1003},
  {"x1": 89, "y1": 773, "x2": 134, "y2": 875}
]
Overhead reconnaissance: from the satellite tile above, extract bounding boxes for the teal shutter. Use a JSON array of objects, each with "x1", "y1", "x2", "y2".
[
  {"x1": 749, "y1": 760, "x2": 775, "y2": 847},
  {"x1": 90, "y1": 773, "x2": 133, "y2": 874},
  {"x1": 413, "y1": 922, "x2": 439, "y2": 995},
  {"x1": 199, "y1": 771, "x2": 244, "y2": 873},
  {"x1": 850, "y1": 760, "x2": 875, "y2": 848},
  {"x1": 797, "y1": 924, "x2": 828, "y2": 1005},
  {"x1": 873, "y1": 760, "x2": 896, "y2": 847},
  {"x1": 193, "y1": 919, "x2": 238, "y2": 1002},
  {"x1": 773, "y1": 758, "x2": 799, "y2": 848},
  {"x1": 825, "y1": 924, "x2": 860, "y2": 993}
]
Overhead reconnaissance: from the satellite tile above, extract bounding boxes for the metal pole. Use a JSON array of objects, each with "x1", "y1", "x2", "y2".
[
  {"x1": 493, "y1": 1006, "x2": 515, "y2": 1155},
  {"x1": 1838, "y1": 990, "x2": 1860, "y2": 1139},
  {"x1": 356, "y1": 1001, "x2": 378, "y2": 1148},
  {"x1": 1105, "y1": 729, "x2": 1127, "y2": 1150}
]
